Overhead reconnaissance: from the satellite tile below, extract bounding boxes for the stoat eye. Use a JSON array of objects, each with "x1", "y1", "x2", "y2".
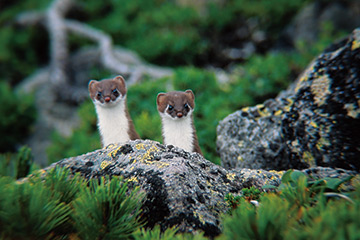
[
  {"x1": 184, "y1": 103, "x2": 189, "y2": 110},
  {"x1": 168, "y1": 105, "x2": 174, "y2": 111},
  {"x1": 97, "y1": 91, "x2": 102, "y2": 98},
  {"x1": 112, "y1": 88, "x2": 119, "y2": 97}
]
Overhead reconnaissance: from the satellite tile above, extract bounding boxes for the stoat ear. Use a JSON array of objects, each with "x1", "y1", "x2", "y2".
[
  {"x1": 185, "y1": 89, "x2": 195, "y2": 101},
  {"x1": 88, "y1": 80, "x2": 98, "y2": 91},
  {"x1": 156, "y1": 93, "x2": 166, "y2": 106},
  {"x1": 114, "y1": 75, "x2": 126, "y2": 86},
  {"x1": 114, "y1": 75, "x2": 127, "y2": 95}
]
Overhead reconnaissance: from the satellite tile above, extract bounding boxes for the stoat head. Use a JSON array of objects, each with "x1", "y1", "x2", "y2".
[
  {"x1": 88, "y1": 76, "x2": 127, "y2": 108},
  {"x1": 157, "y1": 90, "x2": 195, "y2": 119}
]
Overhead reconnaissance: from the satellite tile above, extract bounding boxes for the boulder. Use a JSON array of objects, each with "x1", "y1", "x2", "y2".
[
  {"x1": 47, "y1": 139, "x2": 283, "y2": 237},
  {"x1": 283, "y1": 2, "x2": 360, "y2": 47},
  {"x1": 44, "y1": 139, "x2": 358, "y2": 236},
  {"x1": 217, "y1": 28, "x2": 360, "y2": 172}
]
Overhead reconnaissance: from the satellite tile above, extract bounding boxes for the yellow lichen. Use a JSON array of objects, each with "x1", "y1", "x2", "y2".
[
  {"x1": 127, "y1": 176, "x2": 138, "y2": 183},
  {"x1": 257, "y1": 107, "x2": 270, "y2": 118},
  {"x1": 193, "y1": 212, "x2": 205, "y2": 225},
  {"x1": 316, "y1": 136, "x2": 331, "y2": 150},
  {"x1": 108, "y1": 146, "x2": 122, "y2": 158},
  {"x1": 352, "y1": 40, "x2": 360, "y2": 50},
  {"x1": 226, "y1": 173, "x2": 236, "y2": 181},
  {"x1": 242, "y1": 107, "x2": 250, "y2": 112},
  {"x1": 153, "y1": 161, "x2": 170, "y2": 168},
  {"x1": 255, "y1": 104, "x2": 271, "y2": 118},
  {"x1": 133, "y1": 144, "x2": 169, "y2": 168},
  {"x1": 135, "y1": 143, "x2": 146, "y2": 150},
  {"x1": 295, "y1": 60, "x2": 317, "y2": 92},
  {"x1": 291, "y1": 140, "x2": 300, "y2": 149},
  {"x1": 274, "y1": 110, "x2": 282, "y2": 116},
  {"x1": 351, "y1": 29, "x2": 360, "y2": 50},
  {"x1": 140, "y1": 145, "x2": 160, "y2": 162},
  {"x1": 315, "y1": 141, "x2": 323, "y2": 151},
  {"x1": 344, "y1": 103, "x2": 360, "y2": 118},
  {"x1": 237, "y1": 155, "x2": 244, "y2": 162},
  {"x1": 100, "y1": 160, "x2": 111, "y2": 169},
  {"x1": 142, "y1": 151, "x2": 152, "y2": 161},
  {"x1": 283, "y1": 98, "x2": 294, "y2": 112},
  {"x1": 350, "y1": 175, "x2": 360, "y2": 188},
  {"x1": 238, "y1": 141, "x2": 244, "y2": 148},
  {"x1": 311, "y1": 75, "x2": 331, "y2": 106},
  {"x1": 302, "y1": 151, "x2": 315, "y2": 167},
  {"x1": 105, "y1": 143, "x2": 116, "y2": 149},
  {"x1": 309, "y1": 121, "x2": 318, "y2": 128},
  {"x1": 269, "y1": 170, "x2": 284, "y2": 177},
  {"x1": 256, "y1": 104, "x2": 265, "y2": 109}
]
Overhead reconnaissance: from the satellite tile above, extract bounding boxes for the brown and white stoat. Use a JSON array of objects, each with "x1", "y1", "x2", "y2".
[
  {"x1": 89, "y1": 75, "x2": 140, "y2": 147},
  {"x1": 157, "y1": 90, "x2": 203, "y2": 155}
]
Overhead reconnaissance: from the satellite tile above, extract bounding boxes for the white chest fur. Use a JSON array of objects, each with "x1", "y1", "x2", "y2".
[
  {"x1": 160, "y1": 113, "x2": 194, "y2": 152},
  {"x1": 95, "y1": 99, "x2": 130, "y2": 146}
]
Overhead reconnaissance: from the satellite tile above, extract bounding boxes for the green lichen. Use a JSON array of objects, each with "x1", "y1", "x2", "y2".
[
  {"x1": 351, "y1": 29, "x2": 360, "y2": 50},
  {"x1": 344, "y1": 102, "x2": 360, "y2": 118},
  {"x1": 310, "y1": 74, "x2": 331, "y2": 106},
  {"x1": 302, "y1": 151, "x2": 315, "y2": 167}
]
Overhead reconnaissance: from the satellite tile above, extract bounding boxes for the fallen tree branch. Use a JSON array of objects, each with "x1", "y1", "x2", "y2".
[{"x1": 15, "y1": 0, "x2": 173, "y2": 103}]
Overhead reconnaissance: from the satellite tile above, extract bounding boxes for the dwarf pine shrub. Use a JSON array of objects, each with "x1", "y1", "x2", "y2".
[
  {"x1": 0, "y1": 179, "x2": 71, "y2": 239},
  {"x1": 0, "y1": 146, "x2": 35, "y2": 179},
  {"x1": 72, "y1": 176, "x2": 144, "y2": 240},
  {"x1": 0, "y1": 167, "x2": 145, "y2": 239},
  {"x1": 222, "y1": 170, "x2": 360, "y2": 240}
]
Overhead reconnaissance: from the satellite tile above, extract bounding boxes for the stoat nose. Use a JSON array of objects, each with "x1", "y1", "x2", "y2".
[
  {"x1": 177, "y1": 112, "x2": 183, "y2": 118},
  {"x1": 104, "y1": 97, "x2": 111, "y2": 102}
]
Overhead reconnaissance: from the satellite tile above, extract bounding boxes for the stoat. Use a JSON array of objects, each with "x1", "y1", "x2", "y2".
[
  {"x1": 88, "y1": 75, "x2": 140, "y2": 147},
  {"x1": 157, "y1": 90, "x2": 203, "y2": 155}
]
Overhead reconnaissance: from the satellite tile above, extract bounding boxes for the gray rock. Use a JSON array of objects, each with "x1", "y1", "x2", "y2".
[
  {"x1": 46, "y1": 139, "x2": 283, "y2": 237},
  {"x1": 42, "y1": 139, "x2": 358, "y2": 236},
  {"x1": 283, "y1": 1, "x2": 360, "y2": 46},
  {"x1": 217, "y1": 28, "x2": 360, "y2": 172},
  {"x1": 216, "y1": 98, "x2": 291, "y2": 170}
]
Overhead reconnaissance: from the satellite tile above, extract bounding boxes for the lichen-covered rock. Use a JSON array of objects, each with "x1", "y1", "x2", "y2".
[
  {"x1": 217, "y1": 28, "x2": 360, "y2": 172},
  {"x1": 43, "y1": 140, "x2": 358, "y2": 236},
  {"x1": 46, "y1": 139, "x2": 283, "y2": 237},
  {"x1": 216, "y1": 99, "x2": 292, "y2": 170}
]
